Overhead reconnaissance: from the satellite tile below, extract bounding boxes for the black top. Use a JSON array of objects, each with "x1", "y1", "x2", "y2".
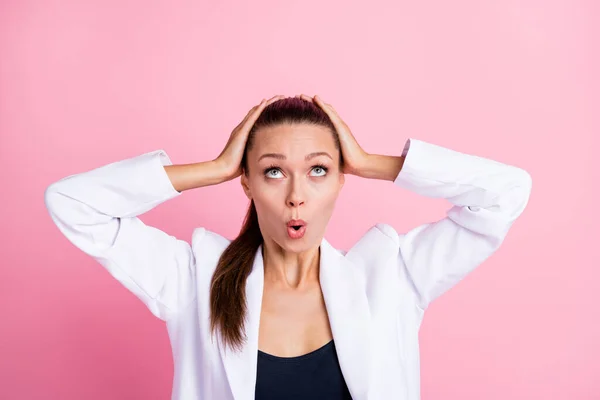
[{"x1": 254, "y1": 339, "x2": 353, "y2": 399}]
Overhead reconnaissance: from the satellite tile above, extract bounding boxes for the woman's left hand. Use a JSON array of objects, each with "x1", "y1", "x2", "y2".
[{"x1": 297, "y1": 94, "x2": 370, "y2": 176}]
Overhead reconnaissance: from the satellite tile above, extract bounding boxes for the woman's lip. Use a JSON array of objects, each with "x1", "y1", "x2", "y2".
[{"x1": 287, "y1": 219, "x2": 306, "y2": 227}]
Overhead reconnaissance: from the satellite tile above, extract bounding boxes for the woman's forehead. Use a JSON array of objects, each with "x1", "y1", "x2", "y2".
[{"x1": 252, "y1": 124, "x2": 337, "y2": 155}]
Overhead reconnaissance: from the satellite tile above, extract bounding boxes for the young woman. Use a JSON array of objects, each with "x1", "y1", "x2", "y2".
[{"x1": 45, "y1": 94, "x2": 532, "y2": 400}]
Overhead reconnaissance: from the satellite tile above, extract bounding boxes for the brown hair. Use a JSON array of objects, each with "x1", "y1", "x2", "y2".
[{"x1": 209, "y1": 97, "x2": 344, "y2": 352}]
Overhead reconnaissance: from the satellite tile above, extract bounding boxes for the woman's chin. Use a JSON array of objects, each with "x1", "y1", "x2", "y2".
[{"x1": 269, "y1": 235, "x2": 317, "y2": 254}]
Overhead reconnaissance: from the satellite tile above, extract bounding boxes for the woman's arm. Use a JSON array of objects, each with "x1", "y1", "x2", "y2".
[
  {"x1": 44, "y1": 150, "x2": 229, "y2": 321},
  {"x1": 365, "y1": 138, "x2": 532, "y2": 310}
]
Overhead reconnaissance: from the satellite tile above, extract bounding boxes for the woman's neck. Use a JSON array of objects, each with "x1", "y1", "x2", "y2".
[{"x1": 261, "y1": 240, "x2": 321, "y2": 289}]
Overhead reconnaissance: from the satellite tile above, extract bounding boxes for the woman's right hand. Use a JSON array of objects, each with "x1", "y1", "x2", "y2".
[{"x1": 214, "y1": 95, "x2": 285, "y2": 181}]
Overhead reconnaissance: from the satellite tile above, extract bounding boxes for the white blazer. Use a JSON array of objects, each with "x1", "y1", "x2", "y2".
[{"x1": 44, "y1": 138, "x2": 532, "y2": 400}]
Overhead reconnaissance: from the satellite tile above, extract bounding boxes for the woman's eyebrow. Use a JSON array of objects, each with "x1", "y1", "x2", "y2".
[{"x1": 258, "y1": 152, "x2": 333, "y2": 162}]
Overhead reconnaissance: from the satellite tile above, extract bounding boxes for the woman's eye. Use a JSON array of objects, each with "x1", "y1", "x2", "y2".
[
  {"x1": 311, "y1": 166, "x2": 328, "y2": 176},
  {"x1": 265, "y1": 168, "x2": 283, "y2": 178}
]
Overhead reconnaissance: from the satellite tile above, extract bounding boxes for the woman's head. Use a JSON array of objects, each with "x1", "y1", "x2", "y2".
[
  {"x1": 210, "y1": 96, "x2": 344, "y2": 352},
  {"x1": 240, "y1": 97, "x2": 345, "y2": 253}
]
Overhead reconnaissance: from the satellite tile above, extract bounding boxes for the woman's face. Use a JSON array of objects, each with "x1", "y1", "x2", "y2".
[{"x1": 241, "y1": 123, "x2": 344, "y2": 253}]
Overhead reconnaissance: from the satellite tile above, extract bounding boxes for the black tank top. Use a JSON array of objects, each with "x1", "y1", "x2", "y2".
[{"x1": 254, "y1": 339, "x2": 353, "y2": 399}]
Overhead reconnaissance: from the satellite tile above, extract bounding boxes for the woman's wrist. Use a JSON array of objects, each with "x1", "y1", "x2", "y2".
[
  {"x1": 355, "y1": 153, "x2": 405, "y2": 181},
  {"x1": 164, "y1": 160, "x2": 232, "y2": 192}
]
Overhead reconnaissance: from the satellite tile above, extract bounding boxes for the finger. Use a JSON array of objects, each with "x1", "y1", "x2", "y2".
[
  {"x1": 313, "y1": 95, "x2": 328, "y2": 109},
  {"x1": 244, "y1": 97, "x2": 273, "y2": 128},
  {"x1": 238, "y1": 101, "x2": 263, "y2": 128},
  {"x1": 293, "y1": 94, "x2": 313, "y2": 102},
  {"x1": 260, "y1": 94, "x2": 286, "y2": 111},
  {"x1": 265, "y1": 94, "x2": 285, "y2": 105},
  {"x1": 239, "y1": 95, "x2": 283, "y2": 129},
  {"x1": 246, "y1": 96, "x2": 276, "y2": 119},
  {"x1": 234, "y1": 103, "x2": 261, "y2": 130},
  {"x1": 244, "y1": 100, "x2": 264, "y2": 119},
  {"x1": 313, "y1": 95, "x2": 335, "y2": 117},
  {"x1": 314, "y1": 95, "x2": 332, "y2": 110},
  {"x1": 315, "y1": 95, "x2": 342, "y2": 120}
]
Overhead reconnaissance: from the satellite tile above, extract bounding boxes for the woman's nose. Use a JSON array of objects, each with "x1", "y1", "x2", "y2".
[
  {"x1": 288, "y1": 198, "x2": 305, "y2": 207},
  {"x1": 286, "y1": 183, "x2": 305, "y2": 207},
  {"x1": 286, "y1": 177, "x2": 307, "y2": 207}
]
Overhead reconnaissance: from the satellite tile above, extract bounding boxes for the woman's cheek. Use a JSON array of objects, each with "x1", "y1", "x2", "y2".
[{"x1": 254, "y1": 180, "x2": 283, "y2": 201}]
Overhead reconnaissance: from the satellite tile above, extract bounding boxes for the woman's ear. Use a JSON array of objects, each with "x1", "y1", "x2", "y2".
[{"x1": 240, "y1": 170, "x2": 252, "y2": 200}]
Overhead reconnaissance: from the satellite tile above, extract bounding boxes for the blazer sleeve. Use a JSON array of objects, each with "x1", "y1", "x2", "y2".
[
  {"x1": 44, "y1": 149, "x2": 202, "y2": 321},
  {"x1": 377, "y1": 138, "x2": 532, "y2": 310}
]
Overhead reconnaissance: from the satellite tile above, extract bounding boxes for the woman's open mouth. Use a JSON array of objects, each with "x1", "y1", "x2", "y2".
[{"x1": 287, "y1": 219, "x2": 307, "y2": 239}]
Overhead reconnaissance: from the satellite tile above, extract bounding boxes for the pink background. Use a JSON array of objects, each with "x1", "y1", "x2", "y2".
[{"x1": 1, "y1": 1, "x2": 598, "y2": 399}]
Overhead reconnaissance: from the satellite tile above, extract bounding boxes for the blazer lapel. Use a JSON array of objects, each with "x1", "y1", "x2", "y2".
[
  {"x1": 320, "y1": 237, "x2": 372, "y2": 400},
  {"x1": 218, "y1": 238, "x2": 371, "y2": 400}
]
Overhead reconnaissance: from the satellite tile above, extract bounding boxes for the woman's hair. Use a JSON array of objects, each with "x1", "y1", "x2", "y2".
[{"x1": 209, "y1": 97, "x2": 344, "y2": 352}]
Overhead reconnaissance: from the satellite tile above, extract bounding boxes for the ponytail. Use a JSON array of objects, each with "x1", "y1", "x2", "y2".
[{"x1": 209, "y1": 200, "x2": 262, "y2": 352}]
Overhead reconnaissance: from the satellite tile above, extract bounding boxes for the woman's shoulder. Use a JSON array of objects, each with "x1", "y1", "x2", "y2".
[
  {"x1": 191, "y1": 227, "x2": 231, "y2": 250},
  {"x1": 347, "y1": 223, "x2": 401, "y2": 253},
  {"x1": 343, "y1": 223, "x2": 403, "y2": 267},
  {"x1": 189, "y1": 227, "x2": 232, "y2": 270}
]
